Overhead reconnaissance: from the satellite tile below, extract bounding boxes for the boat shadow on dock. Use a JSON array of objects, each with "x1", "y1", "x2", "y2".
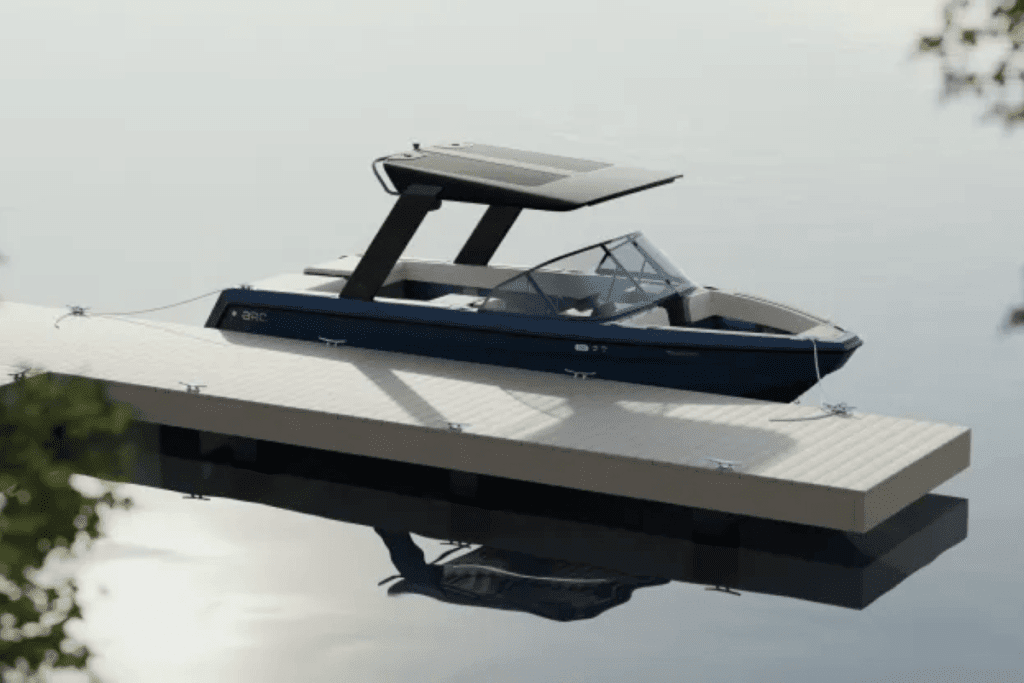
[{"x1": 213, "y1": 328, "x2": 802, "y2": 476}]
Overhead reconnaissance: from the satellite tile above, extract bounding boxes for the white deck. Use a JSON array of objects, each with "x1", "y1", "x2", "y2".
[{"x1": 0, "y1": 302, "x2": 969, "y2": 532}]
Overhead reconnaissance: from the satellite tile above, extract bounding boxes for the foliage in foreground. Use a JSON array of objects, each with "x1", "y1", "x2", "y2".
[
  {"x1": 1, "y1": 372, "x2": 136, "y2": 683},
  {"x1": 918, "y1": 0, "x2": 1024, "y2": 127}
]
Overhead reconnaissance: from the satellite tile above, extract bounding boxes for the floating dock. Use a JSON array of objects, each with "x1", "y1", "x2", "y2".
[{"x1": 0, "y1": 302, "x2": 969, "y2": 533}]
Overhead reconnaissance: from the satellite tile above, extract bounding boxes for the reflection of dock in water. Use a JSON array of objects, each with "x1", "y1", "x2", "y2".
[{"x1": 129, "y1": 424, "x2": 968, "y2": 611}]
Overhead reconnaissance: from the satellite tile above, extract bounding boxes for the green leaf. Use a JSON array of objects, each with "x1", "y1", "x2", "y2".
[
  {"x1": 0, "y1": 542, "x2": 26, "y2": 568},
  {"x1": 993, "y1": 61, "x2": 1007, "y2": 85},
  {"x1": 0, "y1": 370, "x2": 138, "y2": 679},
  {"x1": 1, "y1": 513, "x2": 51, "y2": 535}
]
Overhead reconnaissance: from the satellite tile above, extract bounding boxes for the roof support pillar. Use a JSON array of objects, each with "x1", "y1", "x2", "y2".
[
  {"x1": 663, "y1": 294, "x2": 688, "y2": 326},
  {"x1": 340, "y1": 184, "x2": 442, "y2": 301},
  {"x1": 453, "y1": 205, "x2": 522, "y2": 266}
]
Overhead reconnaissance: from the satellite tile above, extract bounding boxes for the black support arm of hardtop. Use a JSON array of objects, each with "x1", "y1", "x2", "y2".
[
  {"x1": 453, "y1": 205, "x2": 522, "y2": 266},
  {"x1": 339, "y1": 184, "x2": 442, "y2": 301}
]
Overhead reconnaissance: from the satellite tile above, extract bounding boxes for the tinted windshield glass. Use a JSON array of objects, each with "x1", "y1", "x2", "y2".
[{"x1": 480, "y1": 232, "x2": 694, "y2": 320}]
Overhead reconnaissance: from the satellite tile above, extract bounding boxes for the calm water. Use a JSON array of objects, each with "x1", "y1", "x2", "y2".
[{"x1": 2, "y1": 0, "x2": 1022, "y2": 679}]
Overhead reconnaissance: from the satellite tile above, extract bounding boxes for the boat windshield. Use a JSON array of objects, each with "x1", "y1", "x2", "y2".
[{"x1": 479, "y1": 232, "x2": 696, "y2": 320}]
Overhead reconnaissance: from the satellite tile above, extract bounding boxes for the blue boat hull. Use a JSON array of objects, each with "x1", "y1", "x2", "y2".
[{"x1": 205, "y1": 290, "x2": 861, "y2": 403}]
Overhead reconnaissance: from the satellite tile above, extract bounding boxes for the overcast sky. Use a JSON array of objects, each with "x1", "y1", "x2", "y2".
[{"x1": 1, "y1": 0, "x2": 1021, "y2": 329}]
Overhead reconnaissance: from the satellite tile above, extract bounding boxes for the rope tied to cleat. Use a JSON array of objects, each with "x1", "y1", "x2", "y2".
[
  {"x1": 52, "y1": 286, "x2": 248, "y2": 329},
  {"x1": 770, "y1": 339, "x2": 858, "y2": 422}
]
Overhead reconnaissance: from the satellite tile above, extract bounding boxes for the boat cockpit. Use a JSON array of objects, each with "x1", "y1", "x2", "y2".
[
  {"x1": 477, "y1": 232, "x2": 694, "y2": 320},
  {"x1": 284, "y1": 230, "x2": 846, "y2": 341}
]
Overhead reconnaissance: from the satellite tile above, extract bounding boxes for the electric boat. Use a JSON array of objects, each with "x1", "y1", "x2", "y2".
[{"x1": 205, "y1": 142, "x2": 862, "y2": 402}]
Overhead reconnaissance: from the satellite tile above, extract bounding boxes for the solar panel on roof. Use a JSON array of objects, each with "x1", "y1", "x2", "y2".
[
  {"x1": 379, "y1": 142, "x2": 683, "y2": 211},
  {"x1": 398, "y1": 153, "x2": 568, "y2": 187},
  {"x1": 454, "y1": 144, "x2": 613, "y2": 173}
]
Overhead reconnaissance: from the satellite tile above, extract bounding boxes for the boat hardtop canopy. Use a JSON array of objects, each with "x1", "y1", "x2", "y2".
[
  {"x1": 342, "y1": 142, "x2": 684, "y2": 301},
  {"x1": 377, "y1": 142, "x2": 682, "y2": 211}
]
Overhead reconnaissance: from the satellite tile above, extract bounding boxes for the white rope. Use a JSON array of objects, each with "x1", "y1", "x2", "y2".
[
  {"x1": 770, "y1": 339, "x2": 856, "y2": 421},
  {"x1": 53, "y1": 287, "x2": 239, "y2": 329},
  {"x1": 811, "y1": 338, "x2": 825, "y2": 402}
]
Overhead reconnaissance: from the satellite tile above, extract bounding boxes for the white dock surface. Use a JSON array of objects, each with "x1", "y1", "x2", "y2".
[{"x1": 0, "y1": 302, "x2": 969, "y2": 533}]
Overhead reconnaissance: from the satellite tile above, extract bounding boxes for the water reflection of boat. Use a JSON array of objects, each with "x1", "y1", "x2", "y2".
[
  {"x1": 136, "y1": 429, "x2": 968, "y2": 610},
  {"x1": 205, "y1": 143, "x2": 862, "y2": 402},
  {"x1": 375, "y1": 530, "x2": 668, "y2": 621}
]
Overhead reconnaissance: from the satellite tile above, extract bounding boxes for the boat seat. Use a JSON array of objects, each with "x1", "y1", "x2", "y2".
[
  {"x1": 425, "y1": 294, "x2": 485, "y2": 310},
  {"x1": 305, "y1": 256, "x2": 526, "y2": 292},
  {"x1": 615, "y1": 307, "x2": 671, "y2": 327},
  {"x1": 684, "y1": 289, "x2": 714, "y2": 323},
  {"x1": 684, "y1": 288, "x2": 824, "y2": 334}
]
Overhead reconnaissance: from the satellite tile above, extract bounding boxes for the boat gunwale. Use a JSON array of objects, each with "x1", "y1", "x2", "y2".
[{"x1": 205, "y1": 289, "x2": 861, "y2": 354}]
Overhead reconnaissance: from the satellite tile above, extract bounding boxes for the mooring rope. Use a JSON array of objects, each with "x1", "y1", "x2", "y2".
[
  {"x1": 53, "y1": 288, "x2": 235, "y2": 329},
  {"x1": 770, "y1": 338, "x2": 856, "y2": 422}
]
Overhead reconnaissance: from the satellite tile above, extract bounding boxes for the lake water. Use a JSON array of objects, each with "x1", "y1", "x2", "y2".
[{"x1": 2, "y1": 0, "x2": 1022, "y2": 679}]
